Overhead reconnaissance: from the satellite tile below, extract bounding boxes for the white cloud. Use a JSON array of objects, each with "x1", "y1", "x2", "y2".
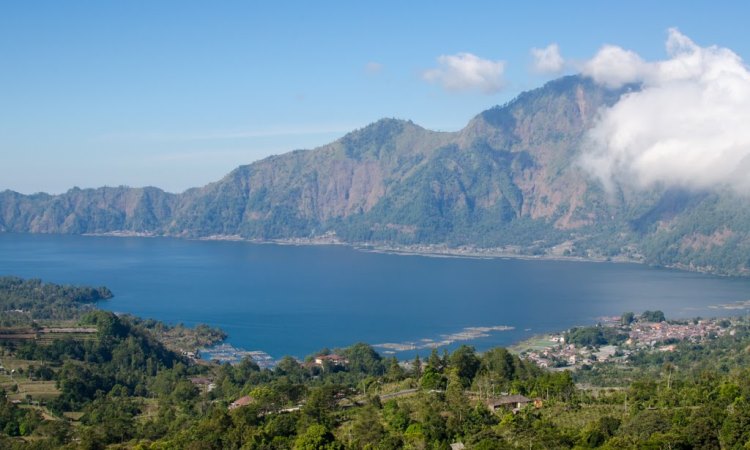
[
  {"x1": 582, "y1": 45, "x2": 650, "y2": 88},
  {"x1": 423, "y1": 52, "x2": 506, "y2": 94},
  {"x1": 365, "y1": 61, "x2": 383, "y2": 74},
  {"x1": 581, "y1": 29, "x2": 750, "y2": 194},
  {"x1": 531, "y1": 43, "x2": 564, "y2": 74}
]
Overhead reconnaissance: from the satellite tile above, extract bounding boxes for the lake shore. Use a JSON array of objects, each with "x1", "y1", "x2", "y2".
[
  {"x1": 205, "y1": 234, "x2": 642, "y2": 265},
  {"x1": 72, "y1": 231, "x2": 747, "y2": 277},
  {"x1": 82, "y1": 231, "x2": 640, "y2": 266}
]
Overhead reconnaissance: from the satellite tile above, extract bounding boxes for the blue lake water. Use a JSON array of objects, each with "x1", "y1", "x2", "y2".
[{"x1": 1, "y1": 232, "x2": 749, "y2": 360}]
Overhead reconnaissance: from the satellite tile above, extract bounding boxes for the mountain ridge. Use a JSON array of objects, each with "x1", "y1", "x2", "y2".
[{"x1": 2, "y1": 75, "x2": 749, "y2": 275}]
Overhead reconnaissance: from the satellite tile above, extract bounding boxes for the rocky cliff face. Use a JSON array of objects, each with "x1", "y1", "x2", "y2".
[
  {"x1": 2, "y1": 75, "x2": 749, "y2": 275},
  {"x1": 0, "y1": 187, "x2": 177, "y2": 234}
]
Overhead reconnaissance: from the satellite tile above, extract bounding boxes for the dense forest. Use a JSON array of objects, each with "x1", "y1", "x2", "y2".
[
  {"x1": 2, "y1": 277, "x2": 750, "y2": 449},
  {"x1": 0, "y1": 277, "x2": 112, "y2": 326}
]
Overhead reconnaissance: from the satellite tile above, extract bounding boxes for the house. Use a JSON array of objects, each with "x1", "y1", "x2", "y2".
[
  {"x1": 188, "y1": 376, "x2": 212, "y2": 386},
  {"x1": 314, "y1": 354, "x2": 348, "y2": 367},
  {"x1": 486, "y1": 395, "x2": 531, "y2": 413},
  {"x1": 228, "y1": 395, "x2": 254, "y2": 410},
  {"x1": 189, "y1": 376, "x2": 216, "y2": 393}
]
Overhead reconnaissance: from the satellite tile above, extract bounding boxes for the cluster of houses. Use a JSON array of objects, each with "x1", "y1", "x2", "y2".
[
  {"x1": 521, "y1": 317, "x2": 736, "y2": 370},
  {"x1": 626, "y1": 319, "x2": 728, "y2": 347}
]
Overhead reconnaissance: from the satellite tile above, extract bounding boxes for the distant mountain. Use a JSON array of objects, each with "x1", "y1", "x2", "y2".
[{"x1": 3, "y1": 75, "x2": 750, "y2": 275}]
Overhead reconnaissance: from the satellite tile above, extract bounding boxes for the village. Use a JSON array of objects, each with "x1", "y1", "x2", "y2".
[{"x1": 515, "y1": 314, "x2": 733, "y2": 370}]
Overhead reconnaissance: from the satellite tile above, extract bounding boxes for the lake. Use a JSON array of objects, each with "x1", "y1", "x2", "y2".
[{"x1": 1, "y1": 232, "x2": 749, "y2": 360}]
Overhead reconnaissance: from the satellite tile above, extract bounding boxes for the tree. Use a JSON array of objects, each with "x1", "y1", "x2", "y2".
[
  {"x1": 383, "y1": 400, "x2": 410, "y2": 432},
  {"x1": 480, "y1": 348, "x2": 516, "y2": 383},
  {"x1": 83, "y1": 310, "x2": 128, "y2": 339},
  {"x1": 641, "y1": 310, "x2": 666, "y2": 323},
  {"x1": 683, "y1": 406, "x2": 722, "y2": 449},
  {"x1": 302, "y1": 386, "x2": 338, "y2": 428},
  {"x1": 386, "y1": 357, "x2": 405, "y2": 382},
  {"x1": 275, "y1": 356, "x2": 305, "y2": 382},
  {"x1": 344, "y1": 343, "x2": 384, "y2": 376},
  {"x1": 80, "y1": 394, "x2": 140, "y2": 445},
  {"x1": 403, "y1": 423, "x2": 426, "y2": 449},
  {"x1": 720, "y1": 396, "x2": 750, "y2": 448},
  {"x1": 420, "y1": 367, "x2": 447, "y2": 391},
  {"x1": 172, "y1": 380, "x2": 199, "y2": 405},
  {"x1": 579, "y1": 416, "x2": 620, "y2": 447},
  {"x1": 350, "y1": 405, "x2": 385, "y2": 449},
  {"x1": 416, "y1": 396, "x2": 448, "y2": 444},
  {"x1": 294, "y1": 424, "x2": 341, "y2": 450},
  {"x1": 662, "y1": 362, "x2": 676, "y2": 390},
  {"x1": 427, "y1": 348, "x2": 442, "y2": 372},
  {"x1": 619, "y1": 409, "x2": 672, "y2": 443},
  {"x1": 449, "y1": 345, "x2": 480, "y2": 387},
  {"x1": 565, "y1": 326, "x2": 627, "y2": 347},
  {"x1": 445, "y1": 369, "x2": 471, "y2": 435},
  {"x1": 249, "y1": 385, "x2": 282, "y2": 414},
  {"x1": 412, "y1": 354, "x2": 423, "y2": 378}
]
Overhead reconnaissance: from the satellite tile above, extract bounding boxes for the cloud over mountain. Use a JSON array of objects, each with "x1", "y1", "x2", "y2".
[
  {"x1": 531, "y1": 43, "x2": 564, "y2": 74},
  {"x1": 582, "y1": 29, "x2": 750, "y2": 194},
  {"x1": 423, "y1": 52, "x2": 505, "y2": 94}
]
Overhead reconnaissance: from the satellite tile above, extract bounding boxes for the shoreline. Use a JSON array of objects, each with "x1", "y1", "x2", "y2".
[
  {"x1": 77, "y1": 231, "x2": 746, "y2": 277},
  {"x1": 80, "y1": 230, "x2": 642, "y2": 267},
  {"x1": 200, "y1": 309, "x2": 748, "y2": 367}
]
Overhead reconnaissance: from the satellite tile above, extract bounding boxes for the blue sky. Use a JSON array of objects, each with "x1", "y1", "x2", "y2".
[{"x1": 2, "y1": 1, "x2": 749, "y2": 194}]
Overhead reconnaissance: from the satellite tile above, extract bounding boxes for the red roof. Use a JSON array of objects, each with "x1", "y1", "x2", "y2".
[{"x1": 229, "y1": 395, "x2": 254, "y2": 409}]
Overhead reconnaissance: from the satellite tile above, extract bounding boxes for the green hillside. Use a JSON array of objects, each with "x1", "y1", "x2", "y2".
[{"x1": 3, "y1": 277, "x2": 750, "y2": 448}]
